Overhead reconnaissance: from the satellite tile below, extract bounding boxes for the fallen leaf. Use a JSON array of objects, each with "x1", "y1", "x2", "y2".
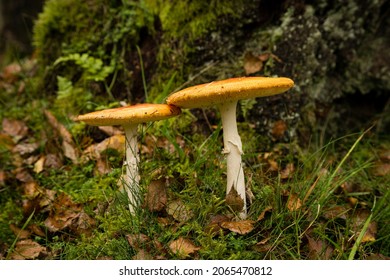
[
  {"x1": 286, "y1": 193, "x2": 302, "y2": 211},
  {"x1": 267, "y1": 159, "x2": 279, "y2": 172},
  {"x1": 372, "y1": 163, "x2": 390, "y2": 177},
  {"x1": 44, "y1": 110, "x2": 73, "y2": 143},
  {"x1": 271, "y1": 120, "x2": 288, "y2": 140},
  {"x1": 126, "y1": 233, "x2": 151, "y2": 250},
  {"x1": 244, "y1": 52, "x2": 263, "y2": 75},
  {"x1": 14, "y1": 168, "x2": 34, "y2": 183},
  {"x1": 1, "y1": 118, "x2": 28, "y2": 142},
  {"x1": 306, "y1": 235, "x2": 334, "y2": 260},
  {"x1": 9, "y1": 239, "x2": 47, "y2": 260},
  {"x1": 23, "y1": 181, "x2": 41, "y2": 199},
  {"x1": 28, "y1": 224, "x2": 46, "y2": 238},
  {"x1": 225, "y1": 187, "x2": 245, "y2": 212},
  {"x1": 44, "y1": 153, "x2": 63, "y2": 169},
  {"x1": 0, "y1": 133, "x2": 15, "y2": 151},
  {"x1": 12, "y1": 141, "x2": 40, "y2": 156},
  {"x1": 44, "y1": 193, "x2": 82, "y2": 232},
  {"x1": 94, "y1": 157, "x2": 112, "y2": 175},
  {"x1": 44, "y1": 110, "x2": 78, "y2": 163},
  {"x1": 352, "y1": 210, "x2": 377, "y2": 243},
  {"x1": 98, "y1": 125, "x2": 123, "y2": 136},
  {"x1": 9, "y1": 224, "x2": 31, "y2": 240},
  {"x1": 166, "y1": 199, "x2": 193, "y2": 222},
  {"x1": 253, "y1": 237, "x2": 272, "y2": 252},
  {"x1": 62, "y1": 140, "x2": 78, "y2": 163},
  {"x1": 169, "y1": 237, "x2": 200, "y2": 258},
  {"x1": 145, "y1": 179, "x2": 168, "y2": 212},
  {"x1": 323, "y1": 205, "x2": 350, "y2": 220},
  {"x1": 379, "y1": 150, "x2": 390, "y2": 161},
  {"x1": 1, "y1": 63, "x2": 22, "y2": 83},
  {"x1": 82, "y1": 134, "x2": 125, "y2": 161},
  {"x1": 0, "y1": 170, "x2": 5, "y2": 185},
  {"x1": 69, "y1": 210, "x2": 96, "y2": 236},
  {"x1": 365, "y1": 253, "x2": 390, "y2": 260},
  {"x1": 221, "y1": 220, "x2": 255, "y2": 235},
  {"x1": 204, "y1": 214, "x2": 231, "y2": 235},
  {"x1": 132, "y1": 249, "x2": 154, "y2": 260},
  {"x1": 257, "y1": 206, "x2": 273, "y2": 222},
  {"x1": 280, "y1": 163, "x2": 295, "y2": 179},
  {"x1": 33, "y1": 155, "x2": 45, "y2": 174}
]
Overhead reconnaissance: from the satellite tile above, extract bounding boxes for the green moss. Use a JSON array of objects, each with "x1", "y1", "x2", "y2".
[
  {"x1": 33, "y1": 0, "x2": 156, "y2": 112},
  {"x1": 144, "y1": 0, "x2": 248, "y2": 102}
]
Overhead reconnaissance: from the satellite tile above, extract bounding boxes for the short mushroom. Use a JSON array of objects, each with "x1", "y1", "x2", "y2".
[
  {"x1": 166, "y1": 77, "x2": 294, "y2": 219},
  {"x1": 76, "y1": 104, "x2": 181, "y2": 214}
]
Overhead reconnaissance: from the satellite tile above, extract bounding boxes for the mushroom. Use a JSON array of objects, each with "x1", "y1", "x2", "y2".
[
  {"x1": 166, "y1": 77, "x2": 294, "y2": 219},
  {"x1": 76, "y1": 104, "x2": 181, "y2": 214}
]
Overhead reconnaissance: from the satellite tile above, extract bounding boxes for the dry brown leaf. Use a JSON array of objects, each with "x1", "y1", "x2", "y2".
[
  {"x1": 379, "y1": 150, "x2": 390, "y2": 161},
  {"x1": 23, "y1": 181, "x2": 41, "y2": 199},
  {"x1": 1, "y1": 63, "x2": 22, "y2": 83},
  {"x1": 257, "y1": 206, "x2": 273, "y2": 222},
  {"x1": 267, "y1": 159, "x2": 279, "y2": 172},
  {"x1": 280, "y1": 163, "x2": 295, "y2": 179},
  {"x1": 244, "y1": 52, "x2": 263, "y2": 75},
  {"x1": 169, "y1": 237, "x2": 200, "y2": 258},
  {"x1": 69, "y1": 210, "x2": 96, "y2": 236},
  {"x1": 44, "y1": 193, "x2": 82, "y2": 232},
  {"x1": 44, "y1": 110, "x2": 78, "y2": 163},
  {"x1": 9, "y1": 224, "x2": 31, "y2": 240},
  {"x1": 33, "y1": 155, "x2": 45, "y2": 174},
  {"x1": 306, "y1": 235, "x2": 334, "y2": 260},
  {"x1": 271, "y1": 120, "x2": 288, "y2": 140},
  {"x1": 323, "y1": 205, "x2": 350, "y2": 220},
  {"x1": 221, "y1": 220, "x2": 255, "y2": 235},
  {"x1": 44, "y1": 153, "x2": 63, "y2": 169},
  {"x1": 9, "y1": 239, "x2": 47, "y2": 260},
  {"x1": 0, "y1": 133, "x2": 15, "y2": 152},
  {"x1": 14, "y1": 168, "x2": 34, "y2": 183},
  {"x1": 94, "y1": 157, "x2": 112, "y2": 175},
  {"x1": 372, "y1": 163, "x2": 390, "y2": 177},
  {"x1": 204, "y1": 214, "x2": 231, "y2": 235},
  {"x1": 82, "y1": 134, "x2": 125, "y2": 161},
  {"x1": 225, "y1": 187, "x2": 245, "y2": 212},
  {"x1": 361, "y1": 221, "x2": 377, "y2": 243},
  {"x1": 44, "y1": 110, "x2": 73, "y2": 143},
  {"x1": 12, "y1": 141, "x2": 39, "y2": 156},
  {"x1": 166, "y1": 199, "x2": 193, "y2": 222},
  {"x1": 98, "y1": 125, "x2": 123, "y2": 136},
  {"x1": 28, "y1": 224, "x2": 46, "y2": 238},
  {"x1": 126, "y1": 233, "x2": 151, "y2": 250},
  {"x1": 286, "y1": 193, "x2": 302, "y2": 211},
  {"x1": 62, "y1": 140, "x2": 78, "y2": 163},
  {"x1": 1, "y1": 118, "x2": 28, "y2": 142},
  {"x1": 253, "y1": 237, "x2": 272, "y2": 252},
  {"x1": 132, "y1": 249, "x2": 154, "y2": 260},
  {"x1": 0, "y1": 170, "x2": 5, "y2": 185},
  {"x1": 352, "y1": 210, "x2": 377, "y2": 243},
  {"x1": 145, "y1": 179, "x2": 168, "y2": 212}
]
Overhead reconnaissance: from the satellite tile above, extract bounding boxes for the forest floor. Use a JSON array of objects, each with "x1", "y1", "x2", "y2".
[{"x1": 0, "y1": 57, "x2": 389, "y2": 260}]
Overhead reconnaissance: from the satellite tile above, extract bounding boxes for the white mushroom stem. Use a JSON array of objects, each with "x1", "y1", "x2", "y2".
[
  {"x1": 217, "y1": 101, "x2": 247, "y2": 219},
  {"x1": 123, "y1": 123, "x2": 140, "y2": 214}
]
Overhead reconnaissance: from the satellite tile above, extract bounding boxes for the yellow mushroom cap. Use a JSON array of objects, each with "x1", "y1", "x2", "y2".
[
  {"x1": 166, "y1": 77, "x2": 294, "y2": 108},
  {"x1": 75, "y1": 103, "x2": 181, "y2": 126}
]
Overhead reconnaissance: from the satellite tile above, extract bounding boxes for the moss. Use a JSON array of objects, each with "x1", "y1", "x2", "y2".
[{"x1": 33, "y1": 0, "x2": 156, "y2": 110}]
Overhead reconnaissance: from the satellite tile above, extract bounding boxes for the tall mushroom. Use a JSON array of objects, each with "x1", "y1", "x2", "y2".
[
  {"x1": 166, "y1": 77, "x2": 294, "y2": 219},
  {"x1": 76, "y1": 104, "x2": 181, "y2": 214}
]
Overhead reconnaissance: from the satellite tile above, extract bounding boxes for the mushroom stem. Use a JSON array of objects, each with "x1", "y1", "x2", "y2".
[
  {"x1": 123, "y1": 123, "x2": 140, "y2": 214},
  {"x1": 218, "y1": 101, "x2": 247, "y2": 219}
]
